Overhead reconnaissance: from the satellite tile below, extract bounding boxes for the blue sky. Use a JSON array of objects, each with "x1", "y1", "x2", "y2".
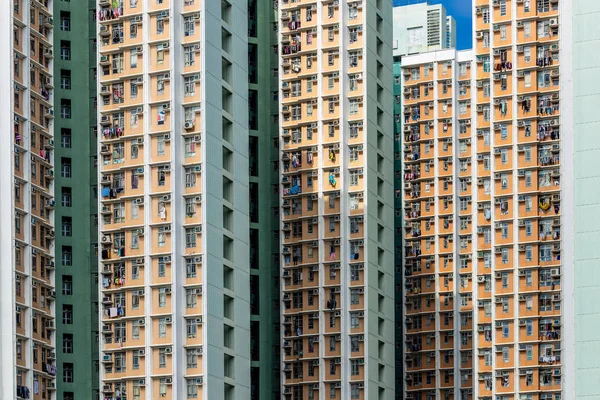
[{"x1": 436, "y1": 0, "x2": 473, "y2": 50}]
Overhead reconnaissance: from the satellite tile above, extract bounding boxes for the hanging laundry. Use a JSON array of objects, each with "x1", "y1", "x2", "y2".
[
  {"x1": 484, "y1": 209, "x2": 491, "y2": 220},
  {"x1": 329, "y1": 172, "x2": 336, "y2": 187},
  {"x1": 159, "y1": 202, "x2": 167, "y2": 220}
]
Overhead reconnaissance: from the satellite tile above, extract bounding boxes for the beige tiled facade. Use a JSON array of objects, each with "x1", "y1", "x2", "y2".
[
  {"x1": 98, "y1": 0, "x2": 251, "y2": 398},
  {"x1": 8, "y1": 0, "x2": 57, "y2": 398},
  {"x1": 279, "y1": 0, "x2": 395, "y2": 399},
  {"x1": 401, "y1": 1, "x2": 562, "y2": 400}
]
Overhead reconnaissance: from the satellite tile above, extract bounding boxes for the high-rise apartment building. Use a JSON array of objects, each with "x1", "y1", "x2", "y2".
[
  {"x1": 277, "y1": 0, "x2": 396, "y2": 399},
  {"x1": 445, "y1": 16, "x2": 456, "y2": 49},
  {"x1": 0, "y1": 0, "x2": 57, "y2": 399},
  {"x1": 53, "y1": 0, "x2": 99, "y2": 398},
  {"x1": 392, "y1": 0, "x2": 452, "y2": 56},
  {"x1": 401, "y1": 1, "x2": 564, "y2": 399},
  {"x1": 247, "y1": 0, "x2": 282, "y2": 398},
  {"x1": 392, "y1": 3, "x2": 456, "y2": 397},
  {"x1": 97, "y1": 0, "x2": 253, "y2": 398}
]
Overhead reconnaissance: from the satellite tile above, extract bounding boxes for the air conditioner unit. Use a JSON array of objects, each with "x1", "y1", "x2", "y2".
[{"x1": 185, "y1": 121, "x2": 195, "y2": 130}]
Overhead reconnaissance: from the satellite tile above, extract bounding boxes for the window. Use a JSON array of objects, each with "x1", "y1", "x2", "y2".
[
  {"x1": 350, "y1": 359, "x2": 361, "y2": 376},
  {"x1": 186, "y1": 349, "x2": 198, "y2": 368},
  {"x1": 114, "y1": 352, "x2": 126, "y2": 373},
  {"x1": 158, "y1": 349, "x2": 167, "y2": 368},
  {"x1": 186, "y1": 318, "x2": 197, "y2": 338},
  {"x1": 130, "y1": 320, "x2": 141, "y2": 340},
  {"x1": 499, "y1": 0, "x2": 507, "y2": 15},
  {"x1": 130, "y1": 50, "x2": 138, "y2": 68},
  {"x1": 157, "y1": 259, "x2": 166, "y2": 277},
  {"x1": 131, "y1": 230, "x2": 139, "y2": 250},
  {"x1": 186, "y1": 379, "x2": 198, "y2": 398},
  {"x1": 184, "y1": 76, "x2": 196, "y2": 96},
  {"x1": 60, "y1": 99, "x2": 71, "y2": 119},
  {"x1": 61, "y1": 157, "x2": 72, "y2": 178},
  {"x1": 63, "y1": 363, "x2": 74, "y2": 383},
  {"x1": 538, "y1": 0, "x2": 550, "y2": 13},
  {"x1": 63, "y1": 334, "x2": 73, "y2": 353},
  {"x1": 483, "y1": 106, "x2": 490, "y2": 122},
  {"x1": 501, "y1": 247, "x2": 509, "y2": 264},
  {"x1": 186, "y1": 228, "x2": 197, "y2": 248},
  {"x1": 350, "y1": 312, "x2": 360, "y2": 328},
  {"x1": 62, "y1": 246, "x2": 72, "y2": 266},
  {"x1": 483, "y1": 31, "x2": 490, "y2": 48},
  {"x1": 185, "y1": 167, "x2": 197, "y2": 187},
  {"x1": 348, "y1": 27, "x2": 359, "y2": 43},
  {"x1": 158, "y1": 288, "x2": 168, "y2": 307},
  {"x1": 61, "y1": 217, "x2": 72, "y2": 237},
  {"x1": 157, "y1": 135, "x2": 168, "y2": 156},
  {"x1": 113, "y1": 202, "x2": 125, "y2": 223},
  {"x1": 482, "y1": 56, "x2": 491, "y2": 73},
  {"x1": 349, "y1": 170, "x2": 359, "y2": 186},
  {"x1": 62, "y1": 304, "x2": 73, "y2": 324},
  {"x1": 60, "y1": 11, "x2": 71, "y2": 31},
  {"x1": 60, "y1": 40, "x2": 71, "y2": 60},
  {"x1": 186, "y1": 288, "x2": 197, "y2": 308},
  {"x1": 482, "y1": 7, "x2": 490, "y2": 23},
  {"x1": 159, "y1": 379, "x2": 168, "y2": 397},
  {"x1": 524, "y1": 71, "x2": 532, "y2": 87},
  {"x1": 60, "y1": 69, "x2": 71, "y2": 89},
  {"x1": 158, "y1": 318, "x2": 167, "y2": 338},
  {"x1": 184, "y1": 16, "x2": 195, "y2": 36},
  {"x1": 525, "y1": 196, "x2": 533, "y2": 212},
  {"x1": 540, "y1": 245, "x2": 552, "y2": 262}
]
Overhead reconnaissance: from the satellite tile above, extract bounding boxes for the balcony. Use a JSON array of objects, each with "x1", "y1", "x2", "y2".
[{"x1": 98, "y1": 0, "x2": 125, "y2": 22}]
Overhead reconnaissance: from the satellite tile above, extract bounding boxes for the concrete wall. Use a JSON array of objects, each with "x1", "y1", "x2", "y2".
[
  {"x1": 569, "y1": 1, "x2": 600, "y2": 398},
  {"x1": 53, "y1": 0, "x2": 98, "y2": 397}
]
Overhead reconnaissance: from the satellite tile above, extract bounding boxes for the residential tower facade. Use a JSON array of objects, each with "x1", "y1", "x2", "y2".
[
  {"x1": 53, "y1": 0, "x2": 99, "y2": 398},
  {"x1": 97, "y1": 0, "x2": 251, "y2": 399},
  {"x1": 1, "y1": 0, "x2": 57, "y2": 399},
  {"x1": 401, "y1": 1, "x2": 564, "y2": 400},
  {"x1": 278, "y1": 0, "x2": 396, "y2": 399}
]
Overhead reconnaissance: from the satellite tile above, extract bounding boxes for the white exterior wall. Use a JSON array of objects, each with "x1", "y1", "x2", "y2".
[
  {"x1": 392, "y1": 2, "x2": 453, "y2": 57},
  {"x1": 0, "y1": 4, "x2": 16, "y2": 398}
]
